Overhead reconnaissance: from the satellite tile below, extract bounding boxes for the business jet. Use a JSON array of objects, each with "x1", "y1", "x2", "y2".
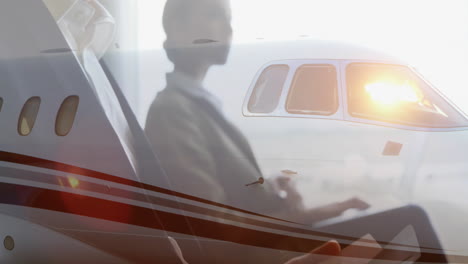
[{"x1": 0, "y1": 0, "x2": 467, "y2": 263}]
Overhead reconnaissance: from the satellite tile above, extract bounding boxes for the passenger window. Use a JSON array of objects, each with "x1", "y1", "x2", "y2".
[
  {"x1": 0, "y1": 97, "x2": 3, "y2": 111},
  {"x1": 18, "y1": 97, "x2": 41, "y2": 136},
  {"x1": 347, "y1": 63, "x2": 468, "y2": 128},
  {"x1": 248, "y1": 64, "x2": 289, "y2": 113},
  {"x1": 286, "y1": 64, "x2": 338, "y2": 115},
  {"x1": 55, "y1": 95, "x2": 79, "y2": 136}
]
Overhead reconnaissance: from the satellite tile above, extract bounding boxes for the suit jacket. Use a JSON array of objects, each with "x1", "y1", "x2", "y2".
[{"x1": 145, "y1": 78, "x2": 285, "y2": 214}]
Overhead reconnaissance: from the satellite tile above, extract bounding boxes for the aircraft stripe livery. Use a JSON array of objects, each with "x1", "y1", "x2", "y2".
[{"x1": 0, "y1": 151, "x2": 456, "y2": 263}]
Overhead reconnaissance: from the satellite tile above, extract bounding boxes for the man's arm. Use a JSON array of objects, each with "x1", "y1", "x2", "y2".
[
  {"x1": 272, "y1": 176, "x2": 370, "y2": 224},
  {"x1": 303, "y1": 197, "x2": 370, "y2": 223}
]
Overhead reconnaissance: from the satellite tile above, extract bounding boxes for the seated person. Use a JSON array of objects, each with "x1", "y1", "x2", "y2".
[
  {"x1": 145, "y1": 0, "x2": 448, "y2": 263},
  {"x1": 45, "y1": 0, "x2": 448, "y2": 263},
  {"x1": 145, "y1": 0, "x2": 368, "y2": 223}
]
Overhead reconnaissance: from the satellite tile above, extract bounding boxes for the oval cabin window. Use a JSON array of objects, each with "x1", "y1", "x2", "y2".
[
  {"x1": 55, "y1": 95, "x2": 79, "y2": 136},
  {"x1": 18, "y1": 97, "x2": 41, "y2": 136},
  {"x1": 0, "y1": 97, "x2": 3, "y2": 112}
]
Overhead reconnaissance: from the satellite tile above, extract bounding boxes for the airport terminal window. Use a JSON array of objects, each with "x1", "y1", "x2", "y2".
[
  {"x1": 18, "y1": 97, "x2": 41, "y2": 136},
  {"x1": 248, "y1": 64, "x2": 289, "y2": 113},
  {"x1": 286, "y1": 64, "x2": 338, "y2": 115},
  {"x1": 347, "y1": 63, "x2": 468, "y2": 128},
  {"x1": 55, "y1": 95, "x2": 79, "y2": 136}
]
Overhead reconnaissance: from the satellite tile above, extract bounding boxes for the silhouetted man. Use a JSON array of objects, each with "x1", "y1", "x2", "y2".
[
  {"x1": 145, "y1": 0, "x2": 366, "y2": 223},
  {"x1": 145, "y1": 0, "x2": 448, "y2": 263}
]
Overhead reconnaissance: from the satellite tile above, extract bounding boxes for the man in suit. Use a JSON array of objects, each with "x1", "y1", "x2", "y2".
[
  {"x1": 145, "y1": 0, "x2": 448, "y2": 263},
  {"x1": 145, "y1": 0, "x2": 367, "y2": 222}
]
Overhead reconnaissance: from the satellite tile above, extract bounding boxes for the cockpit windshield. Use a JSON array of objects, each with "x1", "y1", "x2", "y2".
[{"x1": 347, "y1": 63, "x2": 468, "y2": 128}]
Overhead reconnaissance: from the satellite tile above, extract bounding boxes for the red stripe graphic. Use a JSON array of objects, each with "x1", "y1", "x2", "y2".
[
  {"x1": 0, "y1": 182, "x2": 457, "y2": 263},
  {"x1": 0, "y1": 150, "x2": 294, "y2": 224},
  {"x1": 0, "y1": 151, "x2": 450, "y2": 254}
]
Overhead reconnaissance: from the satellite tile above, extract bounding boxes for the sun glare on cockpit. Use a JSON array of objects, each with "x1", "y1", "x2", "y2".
[{"x1": 365, "y1": 81, "x2": 420, "y2": 106}]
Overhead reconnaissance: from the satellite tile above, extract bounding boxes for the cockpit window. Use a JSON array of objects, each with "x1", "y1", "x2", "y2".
[
  {"x1": 18, "y1": 97, "x2": 41, "y2": 136},
  {"x1": 56, "y1": 95, "x2": 79, "y2": 136},
  {"x1": 248, "y1": 64, "x2": 289, "y2": 113},
  {"x1": 286, "y1": 64, "x2": 338, "y2": 115},
  {"x1": 347, "y1": 63, "x2": 468, "y2": 128}
]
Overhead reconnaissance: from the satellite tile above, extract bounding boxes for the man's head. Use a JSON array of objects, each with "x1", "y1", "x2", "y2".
[{"x1": 163, "y1": 0, "x2": 232, "y2": 70}]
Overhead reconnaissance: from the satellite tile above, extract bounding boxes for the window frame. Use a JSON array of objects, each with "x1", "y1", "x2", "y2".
[
  {"x1": 285, "y1": 63, "x2": 340, "y2": 116},
  {"x1": 247, "y1": 64, "x2": 290, "y2": 114},
  {"x1": 243, "y1": 59, "x2": 344, "y2": 121},
  {"x1": 55, "y1": 95, "x2": 80, "y2": 137},
  {"x1": 18, "y1": 96, "x2": 41, "y2": 136},
  {"x1": 342, "y1": 60, "x2": 468, "y2": 132}
]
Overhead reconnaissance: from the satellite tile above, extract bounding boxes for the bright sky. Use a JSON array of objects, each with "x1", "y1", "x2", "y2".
[{"x1": 137, "y1": 0, "x2": 468, "y2": 113}]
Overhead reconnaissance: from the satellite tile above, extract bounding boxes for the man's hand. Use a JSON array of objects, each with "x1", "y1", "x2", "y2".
[
  {"x1": 268, "y1": 172, "x2": 370, "y2": 223},
  {"x1": 341, "y1": 197, "x2": 370, "y2": 211},
  {"x1": 271, "y1": 174, "x2": 303, "y2": 208},
  {"x1": 285, "y1": 240, "x2": 341, "y2": 264},
  {"x1": 303, "y1": 197, "x2": 370, "y2": 223}
]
